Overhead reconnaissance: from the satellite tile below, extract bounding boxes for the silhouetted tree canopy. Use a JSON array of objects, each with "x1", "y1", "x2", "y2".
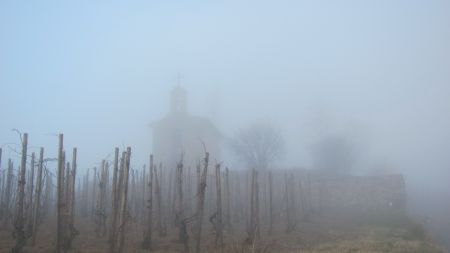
[
  {"x1": 312, "y1": 135, "x2": 356, "y2": 175},
  {"x1": 231, "y1": 123, "x2": 285, "y2": 170}
]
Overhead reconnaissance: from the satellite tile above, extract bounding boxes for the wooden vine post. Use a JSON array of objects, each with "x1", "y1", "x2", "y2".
[
  {"x1": 213, "y1": 163, "x2": 223, "y2": 247},
  {"x1": 117, "y1": 147, "x2": 131, "y2": 253},
  {"x1": 25, "y1": 152, "x2": 35, "y2": 237},
  {"x1": 175, "y1": 161, "x2": 184, "y2": 238},
  {"x1": 194, "y1": 152, "x2": 209, "y2": 253},
  {"x1": 142, "y1": 154, "x2": 154, "y2": 249},
  {"x1": 67, "y1": 148, "x2": 78, "y2": 247},
  {"x1": 56, "y1": 134, "x2": 64, "y2": 253},
  {"x1": 3, "y1": 159, "x2": 13, "y2": 227},
  {"x1": 154, "y1": 162, "x2": 165, "y2": 237},
  {"x1": 109, "y1": 147, "x2": 119, "y2": 250},
  {"x1": 225, "y1": 167, "x2": 231, "y2": 229},
  {"x1": 268, "y1": 171, "x2": 273, "y2": 235},
  {"x1": 31, "y1": 147, "x2": 44, "y2": 245},
  {"x1": 285, "y1": 172, "x2": 296, "y2": 233},
  {"x1": 248, "y1": 168, "x2": 260, "y2": 242},
  {"x1": 12, "y1": 133, "x2": 28, "y2": 253}
]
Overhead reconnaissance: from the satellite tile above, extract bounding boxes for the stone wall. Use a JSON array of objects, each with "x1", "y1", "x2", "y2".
[{"x1": 307, "y1": 174, "x2": 407, "y2": 213}]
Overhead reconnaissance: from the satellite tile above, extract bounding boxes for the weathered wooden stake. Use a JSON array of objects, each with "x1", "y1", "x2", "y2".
[
  {"x1": 142, "y1": 154, "x2": 153, "y2": 249},
  {"x1": 225, "y1": 167, "x2": 231, "y2": 229},
  {"x1": 12, "y1": 133, "x2": 28, "y2": 253},
  {"x1": 109, "y1": 147, "x2": 119, "y2": 250},
  {"x1": 117, "y1": 147, "x2": 131, "y2": 253},
  {"x1": 31, "y1": 147, "x2": 44, "y2": 245},
  {"x1": 213, "y1": 163, "x2": 223, "y2": 247},
  {"x1": 268, "y1": 171, "x2": 274, "y2": 235},
  {"x1": 154, "y1": 162, "x2": 165, "y2": 237},
  {"x1": 285, "y1": 172, "x2": 296, "y2": 233},
  {"x1": 91, "y1": 167, "x2": 97, "y2": 220},
  {"x1": 25, "y1": 152, "x2": 35, "y2": 237},
  {"x1": 175, "y1": 161, "x2": 183, "y2": 231},
  {"x1": 66, "y1": 148, "x2": 78, "y2": 247},
  {"x1": 2, "y1": 159, "x2": 13, "y2": 227},
  {"x1": 194, "y1": 152, "x2": 209, "y2": 253},
  {"x1": 248, "y1": 168, "x2": 260, "y2": 242},
  {"x1": 56, "y1": 134, "x2": 64, "y2": 253}
]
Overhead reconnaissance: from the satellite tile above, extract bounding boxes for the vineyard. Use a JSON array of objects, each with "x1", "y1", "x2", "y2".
[{"x1": 0, "y1": 133, "x2": 442, "y2": 253}]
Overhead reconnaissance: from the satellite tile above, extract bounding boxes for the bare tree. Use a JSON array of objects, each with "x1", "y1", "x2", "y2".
[
  {"x1": 231, "y1": 123, "x2": 285, "y2": 170},
  {"x1": 311, "y1": 135, "x2": 357, "y2": 175}
]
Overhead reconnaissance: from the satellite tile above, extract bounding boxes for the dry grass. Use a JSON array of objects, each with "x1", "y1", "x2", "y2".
[{"x1": 0, "y1": 213, "x2": 444, "y2": 253}]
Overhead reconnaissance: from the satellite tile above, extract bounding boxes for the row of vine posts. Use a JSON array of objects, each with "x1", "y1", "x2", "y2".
[{"x1": 0, "y1": 132, "x2": 316, "y2": 253}]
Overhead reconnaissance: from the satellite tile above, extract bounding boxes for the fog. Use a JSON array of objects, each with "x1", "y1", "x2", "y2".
[{"x1": 1, "y1": 0, "x2": 450, "y2": 249}]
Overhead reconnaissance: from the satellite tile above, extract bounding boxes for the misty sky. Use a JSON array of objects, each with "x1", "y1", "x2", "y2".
[{"x1": 1, "y1": 1, "x2": 449, "y2": 193}]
